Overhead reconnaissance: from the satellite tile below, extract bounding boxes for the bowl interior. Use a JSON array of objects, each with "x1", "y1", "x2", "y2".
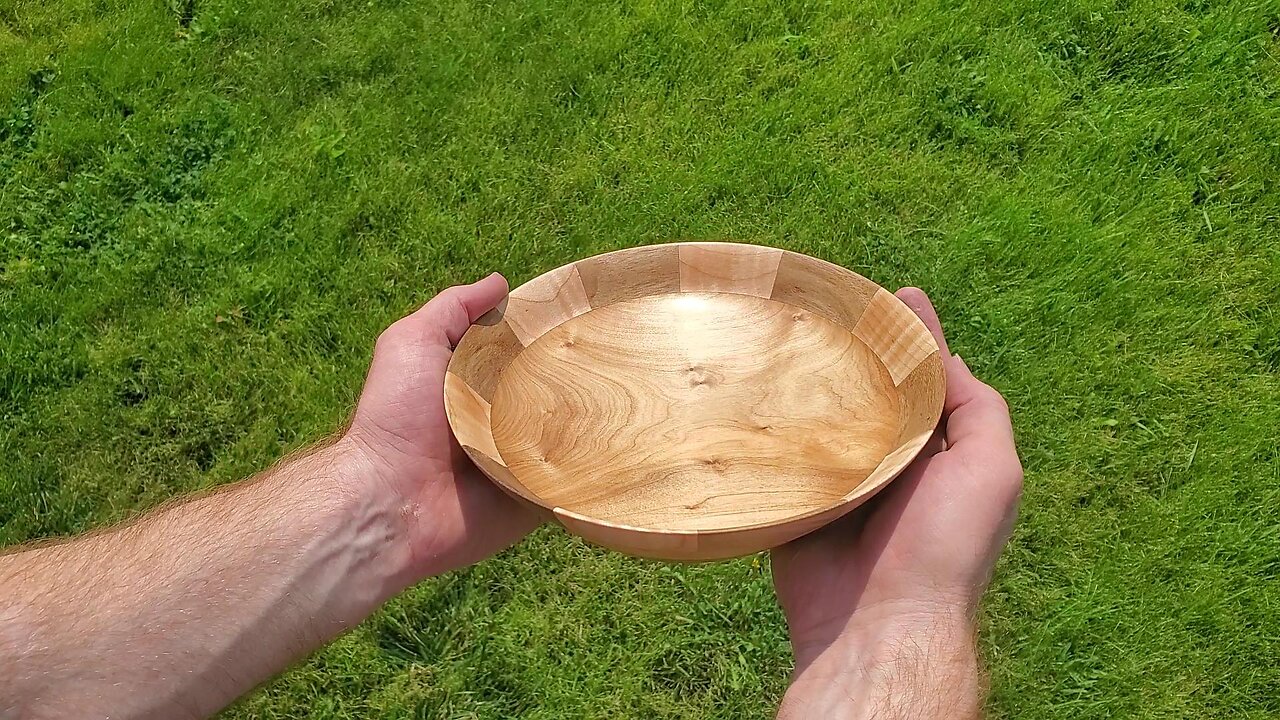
[{"x1": 445, "y1": 243, "x2": 944, "y2": 539}]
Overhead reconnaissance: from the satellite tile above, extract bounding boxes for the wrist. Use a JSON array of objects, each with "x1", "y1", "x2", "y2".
[
  {"x1": 792, "y1": 599, "x2": 974, "y2": 671},
  {"x1": 781, "y1": 604, "x2": 982, "y2": 720},
  {"x1": 297, "y1": 436, "x2": 417, "y2": 612}
]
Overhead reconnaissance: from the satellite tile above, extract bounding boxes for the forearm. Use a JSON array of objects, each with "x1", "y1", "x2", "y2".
[
  {"x1": 777, "y1": 608, "x2": 983, "y2": 720},
  {"x1": 0, "y1": 438, "x2": 409, "y2": 720}
]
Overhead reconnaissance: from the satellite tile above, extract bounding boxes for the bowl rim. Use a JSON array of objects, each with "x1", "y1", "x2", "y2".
[{"x1": 445, "y1": 240, "x2": 945, "y2": 538}]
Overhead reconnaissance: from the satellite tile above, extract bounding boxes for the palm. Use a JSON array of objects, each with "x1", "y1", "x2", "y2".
[
  {"x1": 357, "y1": 339, "x2": 457, "y2": 469},
  {"x1": 774, "y1": 451, "x2": 975, "y2": 646}
]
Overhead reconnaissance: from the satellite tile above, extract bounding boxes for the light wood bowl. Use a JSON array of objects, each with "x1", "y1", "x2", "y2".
[{"x1": 445, "y1": 242, "x2": 945, "y2": 561}]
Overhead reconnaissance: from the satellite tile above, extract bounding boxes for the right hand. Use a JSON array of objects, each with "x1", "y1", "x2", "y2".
[{"x1": 771, "y1": 287, "x2": 1023, "y2": 673}]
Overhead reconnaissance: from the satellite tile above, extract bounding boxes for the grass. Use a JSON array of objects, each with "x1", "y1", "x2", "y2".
[{"x1": 2, "y1": 0, "x2": 1279, "y2": 716}]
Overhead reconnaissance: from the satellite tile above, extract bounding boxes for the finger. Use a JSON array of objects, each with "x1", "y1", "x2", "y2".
[
  {"x1": 895, "y1": 288, "x2": 976, "y2": 434},
  {"x1": 895, "y1": 287, "x2": 950, "y2": 358},
  {"x1": 414, "y1": 273, "x2": 510, "y2": 346},
  {"x1": 921, "y1": 426, "x2": 947, "y2": 457},
  {"x1": 942, "y1": 355, "x2": 1018, "y2": 462}
]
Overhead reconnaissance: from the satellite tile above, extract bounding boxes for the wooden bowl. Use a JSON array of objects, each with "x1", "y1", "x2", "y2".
[{"x1": 445, "y1": 242, "x2": 945, "y2": 561}]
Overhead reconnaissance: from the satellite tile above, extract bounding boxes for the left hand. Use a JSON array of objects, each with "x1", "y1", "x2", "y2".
[{"x1": 345, "y1": 273, "x2": 542, "y2": 581}]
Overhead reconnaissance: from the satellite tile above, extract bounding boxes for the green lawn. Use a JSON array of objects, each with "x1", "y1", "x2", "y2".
[{"x1": 3, "y1": 0, "x2": 1279, "y2": 717}]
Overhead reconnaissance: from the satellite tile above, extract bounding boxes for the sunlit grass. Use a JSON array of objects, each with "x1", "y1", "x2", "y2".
[{"x1": 2, "y1": 0, "x2": 1278, "y2": 717}]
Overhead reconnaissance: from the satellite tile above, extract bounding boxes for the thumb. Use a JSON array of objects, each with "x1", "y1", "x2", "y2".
[
  {"x1": 941, "y1": 355, "x2": 1018, "y2": 464},
  {"x1": 414, "y1": 272, "x2": 510, "y2": 346}
]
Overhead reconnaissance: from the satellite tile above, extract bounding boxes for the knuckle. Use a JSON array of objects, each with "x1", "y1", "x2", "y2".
[
  {"x1": 1002, "y1": 458, "x2": 1025, "y2": 500},
  {"x1": 426, "y1": 289, "x2": 468, "y2": 324},
  {"x1": 987, "y1": 386, "x2": 1011, "y2": 413},
  {"x1": 375, "y1": 323, "x2": 405, "y2": 351},
  {"x1": 974, "y1": 382, "x2": 1010, "y2": 414},
  {"x1": 447, "y1": 295, "x2": 469, "y2": 323}
]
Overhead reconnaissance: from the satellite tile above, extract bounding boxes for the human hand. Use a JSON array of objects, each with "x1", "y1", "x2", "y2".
[
  {"x1": 344, "y1": 273, "x2": 542, "y2": 583},
  {"x1": 771, "y1": 288, "x2": 1022, "y2": 718}
]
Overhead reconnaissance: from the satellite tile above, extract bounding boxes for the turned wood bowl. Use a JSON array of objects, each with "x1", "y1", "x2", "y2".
[{"x1": 444, "y1": 242, "x2": 945, "y2": 561}]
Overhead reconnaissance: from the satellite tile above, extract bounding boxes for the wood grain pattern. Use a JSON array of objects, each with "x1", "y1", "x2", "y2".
[
  {"x1": 447, "y1": 305, "x2": 522, "y2": 401},
  {"x1": 896, "y1": 352, "x2": 947, "y2": 437},
  {"x1": 678, "y1": 243, "x2": 783, "y2": 297},
  {"x1": 442, "y1": 371, "x2": 540, "y2": 506},
  {"x1": 853, "y1": 288, "x2": 939, "y2": 385},
  {"x1": 491, "y1": 293, "x2": 900, "y2": 532},
  {"x1": 577, "y1": 243, "x2": 681, "y2": 308},
  {"x1": 504, "y1": 264, "x2": 592, "y2": 346},
  {"x1": 443, "y1": 241, "x2": 945, "y2": 561},
  {"x1": 770, "y1": 251, "x2": 878, "y2": 329}
]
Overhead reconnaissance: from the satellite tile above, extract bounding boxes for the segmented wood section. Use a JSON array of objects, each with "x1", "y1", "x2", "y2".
[
  {"x1": 443, "y1": 371, "x2": 540, "y2": 505},
  {"x1": 896, "y1": 352, "x2": 946, "y2": 438},
  {"x1": 678, "y1": 243, "x2": 783, "y2": 298},
  {"x1": 577, "y1": 243, "x2": 681, "y2": 308},
  {"x1": 447, "y1": 307, "x2": 523, "y2": 401},
  {"x1": 504, "y1": 264, "x2": 592, "y2": 346},
  {"x1": 853, "y1": 288, "x2": 938, "y2": 385},
  {"x1": 770, "y1": 251, "x2": 878, "y2": 329}
]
